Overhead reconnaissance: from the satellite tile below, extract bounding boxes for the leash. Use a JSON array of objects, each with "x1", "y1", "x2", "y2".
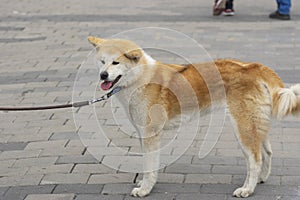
[{"x1": 0, "y1": 87, "x2": 122, "y2": 112}]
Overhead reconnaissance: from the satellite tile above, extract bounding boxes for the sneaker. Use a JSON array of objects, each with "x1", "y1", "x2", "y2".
[
  {"x1": 223, "y1": 9, "x2": 235, "y2": 16},
  {"x1": 269, "y1": 11, "x2": 290, "y2": 20},
  {"x1": 213, "y1": 0, "x2": 226, "y2": 16}
]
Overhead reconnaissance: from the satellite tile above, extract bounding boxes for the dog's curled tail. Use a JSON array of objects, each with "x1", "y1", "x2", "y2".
[{"x1": 273, "y1": 84, "x2": 300, "y2": 119}]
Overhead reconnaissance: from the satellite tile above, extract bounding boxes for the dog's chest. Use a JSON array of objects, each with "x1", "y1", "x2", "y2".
[{"x1": 116, "y1": 87, "x2": 149, "y2": 127}]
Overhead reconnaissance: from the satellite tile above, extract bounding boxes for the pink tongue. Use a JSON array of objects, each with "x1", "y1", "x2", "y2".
[{"x1": 101, "y1": 81, "x2": 113, "y2": 90}]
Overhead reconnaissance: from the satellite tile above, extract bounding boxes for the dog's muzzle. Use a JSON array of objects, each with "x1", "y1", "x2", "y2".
[{"x1": 100, "y1": 75, "x2": 122, "y2": 91}]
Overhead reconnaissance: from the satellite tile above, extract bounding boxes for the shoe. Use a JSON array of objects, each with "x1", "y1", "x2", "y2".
[
  {"x1": 213, "y1": 0, "x2": 226, "y2": 16},
  {"x1": 269, "y1": 11, "x2": 290, "y2": 20},
  {"x1": 223, "y1": 9, "x2": 235, "y2": 16}
]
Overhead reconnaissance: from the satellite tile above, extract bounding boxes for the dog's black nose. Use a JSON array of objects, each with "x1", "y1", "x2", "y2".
[{"x1": 100, "y1": 71, "x2": 109, "y2": 80}]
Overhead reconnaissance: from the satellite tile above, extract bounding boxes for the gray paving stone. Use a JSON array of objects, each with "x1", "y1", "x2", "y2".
[
  {"x1": 56, "y1": 155, "x2": 98, "y2": 164},
  {"x1": 26, "y1": 164, "x2": 73, "y2": 175},
  {"x1": 24, "y1": 194, "x2": 75, "y2": 200},
  {"x1": 101, "y1": 184, "x2": 133, "y2": 195},
  {"x1": 0, "y1": 175, "x2": 44, "y2": 187},
  {"x1": 157, "y1": 173, "x2": 185, "y2": 183},
  {"x1": 40, "y1": 146, "x2": 85, "y2": 157},
  {"x1": 124, "y1": 193, "x2": 177, "y2": 200},
  {"x1": 41, "y1": 173, "x2": 90, "y2": 185},
  {"x1": 0, "y1": 149, "x2": 41, "y2": 160},
  {"x1": 192, "y1": 155, "x2": 238, "y2": 165},
  {"x1": 0, "y1": 160, "x2": 15, "y2": 168},
  {"x1": 4, "y1": 185, "x2": 55, "y2": 196},
  {"x1": 53, "y1": 184, "x2": 103, "y2": 194},
  {"x1": 0, "y1": 167, "x2": 27, "y2": 177},
  {"x1": 0, "y1": 142, "x2": 27, "y2": 151},
  {"x1": 49, "y1": 132, "x2": 79, "y2": 140},
  {"x1": 281, "y1": 176, "x2": 300, "y2": 186},
  {"x1": 12, "y1": 157, "x2": 58, "y2": 168},
  {"x1": 212, "y1": 165, "x2": 246, "y2": 175},
  {"x1": 255, "y1": 185, "x2": 300, "y2": 196},
  {"x1": 176, "y1": 193, "x2": 226, "y2": 200},
  {"x1": 8, "y1": 132, "x2": 52, "y2": 143},
  {"x1": 232, "y1": 175, "x2": 281, "y2": 186},
  {"x1": 72, "y1": 164, "x2": 116, "y2": 174},
  {"x1": 75, "y1": 194, "x2": 124, "y2": 200},
  {"x1": 227, "y1": 195, "x2": 284, "y2": 200},
  {"x1": 88, "y1": 174, "x2": 134, "y2": 184},
  {"x1": 200, "y1": 184, "x2": 238, "y2": 194},
  {"x1": 279, "y1": 196, "x2": 300, "y2": 200},
  {"x1": 0, "y1": 37, "x2": 46, "y2": 43},
  {"x1": 165, "y1": 163, "x2": 211, "y2": 174},
  {"x1": 0, "y1": 26, "x2": 24, "y2": 31},
  {"x1": 271, "y1": 166, "x2": 300, "y2": 176},
  {"x1": 185, "y1": 174, "x2": 232, "y2": 184},
  {"x1": 1, "y1": 193, "x2": 26, "y2": 200},
  {"x1": 284, "y1": 158, "x2": 300, "y2": 167},
  {"x1": 24, "y1": 140, "x2": 68, "y2": 150},
  {"x1": 0, "y1": 186, "x2": 9, "y2": 196},
  {"x1": 172, "y1": 155, "x2": 193, "y2": 164},
  {"x1": 237, "y1": 157, "x2": 284, "y2": 167},
  {"x1": 152, "y1": 183, "x2": 201, "y2": 193}
]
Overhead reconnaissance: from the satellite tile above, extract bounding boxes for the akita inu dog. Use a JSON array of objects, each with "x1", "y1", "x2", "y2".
[{"x1": 88, "y1": 36, "x2": 300, "y2": 198}]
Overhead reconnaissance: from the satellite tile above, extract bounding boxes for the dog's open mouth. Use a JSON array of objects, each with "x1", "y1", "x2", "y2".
[{"x1": 100, "y1": 75, "x2": 122, "y2": 91}]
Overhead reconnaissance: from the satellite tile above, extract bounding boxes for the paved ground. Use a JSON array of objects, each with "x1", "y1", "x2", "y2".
[{"x1": 1, "y1": 0, "x2": 300, "y2": 199}]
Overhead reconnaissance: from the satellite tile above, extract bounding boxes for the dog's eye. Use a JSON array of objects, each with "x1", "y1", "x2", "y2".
[
  {"x1": 101, "y1": 60, "x2": 105, "y2": 64},
  {"x1": 112, "y1": 61, "x2": 119, "y2": 65}
]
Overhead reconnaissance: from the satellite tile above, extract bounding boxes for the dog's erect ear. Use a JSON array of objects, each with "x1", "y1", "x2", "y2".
[
  {"x1": 87, "y1": 36, "x2": 106, "y2": 47},
  {"x1": 125, "y1": 49, "x2": 142, "y2": 63}
]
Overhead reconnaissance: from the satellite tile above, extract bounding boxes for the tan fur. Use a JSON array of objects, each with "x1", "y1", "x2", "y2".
[{"x1": 88, "y1": 37, "x2": 300, "y2": 198}]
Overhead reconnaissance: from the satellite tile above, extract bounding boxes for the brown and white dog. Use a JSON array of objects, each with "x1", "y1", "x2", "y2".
[{"x1": 88, "y1": 36, "x2": 300, "y2": 198}]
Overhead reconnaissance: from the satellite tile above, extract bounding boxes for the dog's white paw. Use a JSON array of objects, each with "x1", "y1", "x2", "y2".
[
  {"x1": 233, "y1": 187, "x2": 253, "y2": 198},
  {"x1": 131, "y1": 187, "x2": 150, "y2": 197}
]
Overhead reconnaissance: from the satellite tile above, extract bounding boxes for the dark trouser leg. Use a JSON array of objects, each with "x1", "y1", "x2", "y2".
[{"x1": 226, "y1": 0, "x2": 234, "y2": 9}]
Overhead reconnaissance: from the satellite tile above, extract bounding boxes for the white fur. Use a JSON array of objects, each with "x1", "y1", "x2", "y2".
[
  {"x1": 276, "y1": 84, "x2": 300, "y2": 119},
  {"x1": 291, "y1": 84, "x2": 300, "y2": 95},
  {"x1": 143, "y1": 51, "x2": 156, "y2": 66},
  {"x1": 232, "y1": 146, "x2": 261, "y2": 198},
  {"x1": 131, "y1": 151, "x2": 159, "y2": 197},
  {"x1": 277, "y1": 88, "x2": 296, "y2": 118},
  {"x1": 259, "y1": 139, "x2": 272, "y2": 183},
  {"x1": 112, "y1": 60, "x2": 160, "y2": 197}
]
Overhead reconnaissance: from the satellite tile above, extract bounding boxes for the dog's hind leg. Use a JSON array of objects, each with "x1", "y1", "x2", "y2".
[
  {"x1": 259, "y1": 137, "x2": 273, "y2": 183},
  {"x1": 233, "y1": 147, "x2": 262, "y2": 198},
  {"x1": 232, "y1": 120, "x2": 264, "y2": 198},
  {"x1": 230, "y1": 101, "x2": 271, "y2": 198}
]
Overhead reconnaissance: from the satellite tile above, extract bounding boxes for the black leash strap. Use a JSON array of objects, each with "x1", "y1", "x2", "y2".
[
  {"x1": 0, "y1": 87, "x2": 122, "y2": 112},
  {"x1": 133, "y1": 173, "x2": 139, "y2": 184}
]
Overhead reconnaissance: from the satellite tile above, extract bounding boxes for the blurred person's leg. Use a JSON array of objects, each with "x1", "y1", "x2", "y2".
[
  {"x1": 277, "y1": 0, "x2": 291, "y2": 15},
  {"x1": 269, "y1": 0, "x2": 291, "y2": 20},
  {"x1": 213, "y1": 0, "x2": 226, "y2": 16},
  {"x1": 223, "y1": 0, "x2": 235, "y2": 16}
]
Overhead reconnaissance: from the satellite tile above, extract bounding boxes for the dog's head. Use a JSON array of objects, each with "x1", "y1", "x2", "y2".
[{"x1": 88, "y1": 36, "x2": 155, "y2": 91}]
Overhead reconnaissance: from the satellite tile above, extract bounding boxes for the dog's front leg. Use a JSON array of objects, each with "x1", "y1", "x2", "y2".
[{"x1": 131, "y1": 133, "x2": 160, "y2": 197}]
